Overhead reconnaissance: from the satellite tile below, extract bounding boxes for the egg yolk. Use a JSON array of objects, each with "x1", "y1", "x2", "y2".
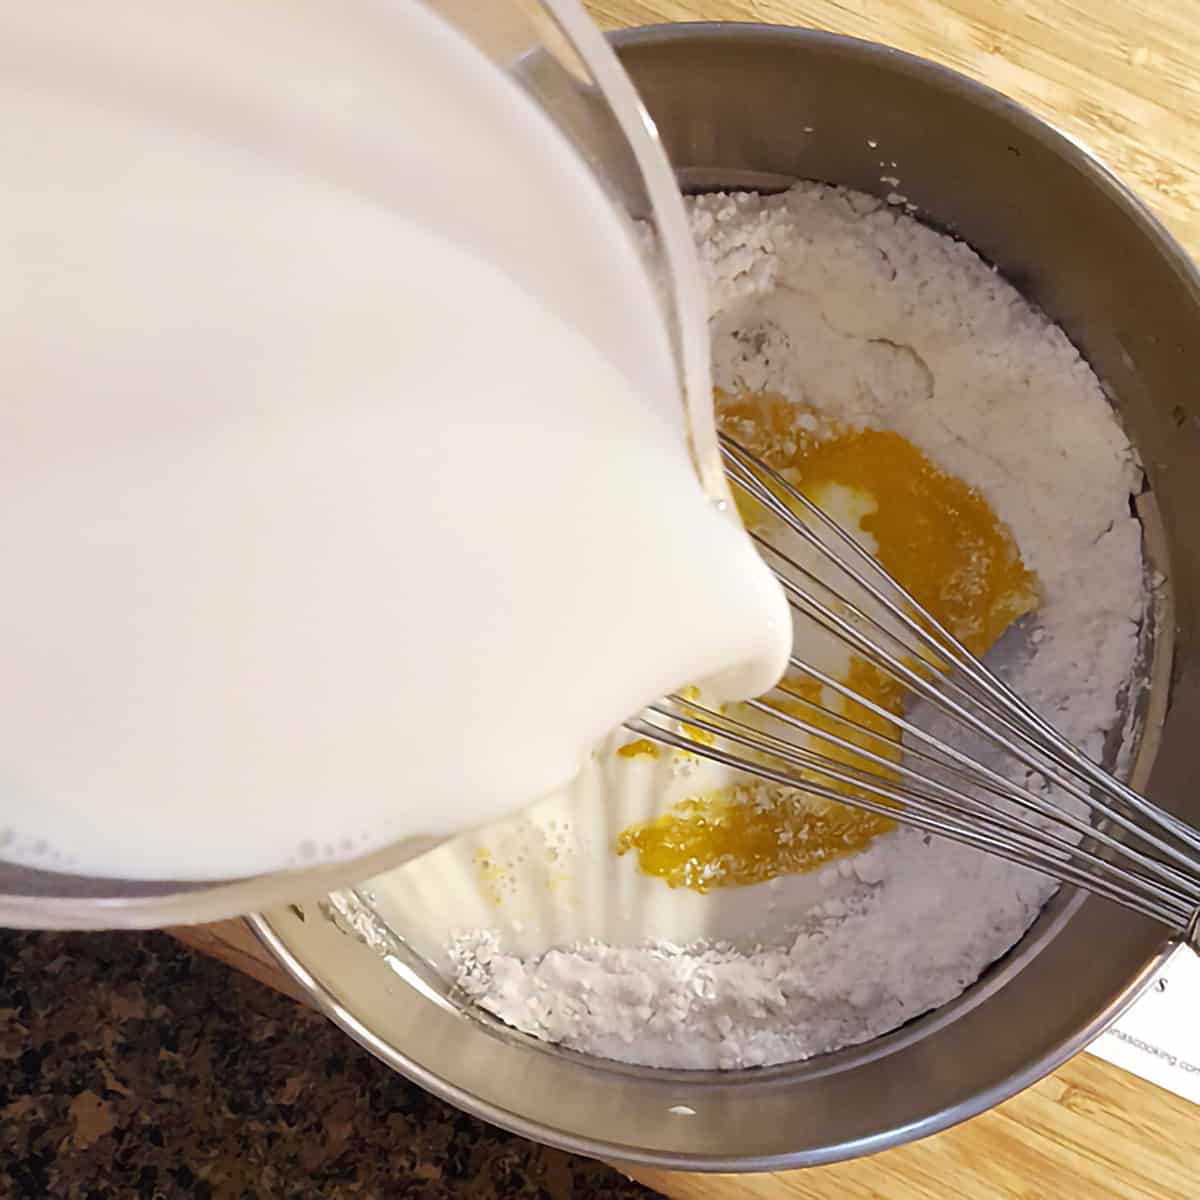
[{"x1": 616, "y1": 389, "x2": 1039, "y2": 892}]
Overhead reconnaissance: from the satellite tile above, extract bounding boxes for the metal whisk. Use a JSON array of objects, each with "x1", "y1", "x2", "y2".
[{"x1": 626, "y1": 435, "x2": 1200, "y2": 953}]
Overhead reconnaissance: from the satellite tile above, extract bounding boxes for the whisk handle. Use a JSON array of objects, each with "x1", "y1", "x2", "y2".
[{"x1": 1182, "y1": 909, "x2": 1200, "y2": 957}]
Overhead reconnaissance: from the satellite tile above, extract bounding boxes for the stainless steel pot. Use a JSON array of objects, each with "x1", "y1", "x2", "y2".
[{"x1": 250, "y1": 23, "x2": 1200, "y2": 1171}]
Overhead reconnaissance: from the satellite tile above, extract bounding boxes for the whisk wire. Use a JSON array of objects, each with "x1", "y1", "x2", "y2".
[
  {"x1": 724, "y1": 435, "x2": 1200, "y2": 878},
  {"x1": 624, "y1": 434, "x2": 1200, "y2": 949},
  {"x1": 788, "y1": 655, "x2": 1200, "y2": 895},
  {"x1": 627, "y1": 711, "x2": 1192, "y2": 929},
  {"x1": 663, "y1": 692, "x2": 1198, "y2": 908},
  {"x1": 727, "y1": 436, "x2": 1200, "y2": 864}
]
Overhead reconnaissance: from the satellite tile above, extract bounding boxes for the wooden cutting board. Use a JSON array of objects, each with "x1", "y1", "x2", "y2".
[{"x1": 176, "y1": 2, "x2": 1200, "y2": 1195}]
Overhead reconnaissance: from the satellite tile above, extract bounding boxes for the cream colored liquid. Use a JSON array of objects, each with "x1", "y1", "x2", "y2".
[{"x1": 0, "y1": 1, "x2": 789, "y2": 881}]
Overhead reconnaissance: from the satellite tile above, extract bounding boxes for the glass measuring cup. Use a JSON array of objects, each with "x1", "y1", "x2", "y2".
[{"x1": 0, "y1": 0, "x2": 723, "y2": 929}]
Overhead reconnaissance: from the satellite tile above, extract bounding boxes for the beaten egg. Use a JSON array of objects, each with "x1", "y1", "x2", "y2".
[{"x1": 616, "y1": 390, "x2": 1040, "y2": 891}]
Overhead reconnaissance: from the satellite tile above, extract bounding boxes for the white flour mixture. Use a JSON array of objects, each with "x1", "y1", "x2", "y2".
[{"x1": 435, "y1": 183, "x2": 1148, "y2": 1069}]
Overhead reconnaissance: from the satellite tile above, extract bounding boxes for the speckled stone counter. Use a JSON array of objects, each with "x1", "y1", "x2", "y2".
[{"x1": 0, "y1": 930, "x2": 656, "y2": 1198}]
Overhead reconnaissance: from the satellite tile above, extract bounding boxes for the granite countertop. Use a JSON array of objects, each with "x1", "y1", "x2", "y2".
[{"x1": 0, "y1": 930, "x2": 656, "y2": 1198}]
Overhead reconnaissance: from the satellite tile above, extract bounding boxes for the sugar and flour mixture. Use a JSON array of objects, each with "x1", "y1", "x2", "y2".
[{"x1": 390, "y1": 183, "x2": 1147, "y2": 1069}]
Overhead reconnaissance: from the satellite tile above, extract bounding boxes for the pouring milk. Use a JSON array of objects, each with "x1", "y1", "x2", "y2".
[{"x1": 0, "y1": 0, "x2": 789, "y2": 881}]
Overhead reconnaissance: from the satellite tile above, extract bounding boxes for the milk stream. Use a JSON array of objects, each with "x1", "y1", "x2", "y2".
[{"x1": 0, "y1": 1, "x2": 790, "y2": 881}]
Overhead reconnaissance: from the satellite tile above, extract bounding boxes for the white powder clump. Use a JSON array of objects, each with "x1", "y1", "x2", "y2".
[{"x1": 447, "y1": 182, "x2": 1148, "y2": 1069}]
